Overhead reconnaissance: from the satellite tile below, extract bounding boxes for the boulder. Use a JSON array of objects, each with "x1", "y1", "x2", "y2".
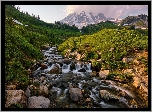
[
  {"x1": 40, "y1": 64, "x2": 48, "y2": 70},
  {"x1": 5, "y1": 90, "x2": 27, "y2": 108},
  {"x1": 49, "y1": 65, "x2": 61, "y2": 74},
  {"x1": 99, "y1": 70, "x2": 109, "y2": 79},
  {"x1": 27, "y1": 96, "x2": 50, "y2": 108},
  {"x1": 99, "y1": 90, "x2": 119, "y2": 101},
  {"x1": 69, "y1": 88, "x2": 83, "y2": 102}
]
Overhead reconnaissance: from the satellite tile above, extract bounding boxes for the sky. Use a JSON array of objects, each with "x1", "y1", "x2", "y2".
[{"x1": 15, "y1": 5, "x2": 148, "y2": 23}]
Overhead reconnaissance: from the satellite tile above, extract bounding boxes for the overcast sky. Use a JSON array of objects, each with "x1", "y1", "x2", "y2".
[{"x1": 15, "y1": 5, "x2": 148, "y2": 23}]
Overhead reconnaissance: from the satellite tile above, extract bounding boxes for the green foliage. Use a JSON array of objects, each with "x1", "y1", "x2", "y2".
[
  {"x1": 106, "y1": 73, "x2": 134, "y2": 83},
  {"x1": 59, "y1": 29, "x2": 148, "y2": 71},
  {"x1": 10, "y1": 104, "x2": 23, "y2": 108},
  {"x1": 81, "y1": 21, "x2": 119, "y2": 35}
]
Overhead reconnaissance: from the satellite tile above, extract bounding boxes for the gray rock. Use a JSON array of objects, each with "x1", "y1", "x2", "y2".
[
  {"x1": 25, "y1": 86, "x2": 31, "y2": 97},
  {"x1": 27, "y1": 96, "x2": 50, "y2": 108}
]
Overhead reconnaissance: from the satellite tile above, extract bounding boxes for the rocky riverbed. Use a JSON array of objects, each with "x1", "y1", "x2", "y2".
[{"x1": 5, "y1": 46, "x2": 148, "y2": 108}]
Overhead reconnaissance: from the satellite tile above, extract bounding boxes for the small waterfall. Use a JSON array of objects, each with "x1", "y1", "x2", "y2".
[
  {"x1": 62, "y1": 64, "x2": 70, "y2": 73},
  {"x1": 75, "y1": 62, "x2": 81, "y2": 71}
]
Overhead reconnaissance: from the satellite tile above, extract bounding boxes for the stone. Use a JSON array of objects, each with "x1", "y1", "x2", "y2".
[
  {"x1": 124, "y1": 69, "x2": 134, "y2": 74},
  {"x1": 40, "y1": 63, "x2": 48, "y2": 70},
  {"x1": 27, "y1": 96, "x2": 50, "y2": 108},
  {"x1": 122, "y1": 58, "x2": 127, "y2": 63},
  {"x1": 6, "y1": 85, "x2": 16, "y2": 90},
  {"x1": 89, "y1": 71, "x2": 97, "y2": 77},
  {"x1": 78, "y1": 68, "x2": 86, "y2": 72},
  {"x1": 27, "y1": 69, "x2": 32, "y2": 75},
  {"x1": 99, "y1": 70, "x2": 109, "y2": 79},
  {"x1": 100, "y1": 90, "x2": 119, "y2": 101},
  {"x1": 122, "y1": 58, "x2": 134, "y2": 63},
  {"x1": 25, "y1": 86, "x2": 31, "y2": 97},
  {"x1": 70, "y1": 62, "x2": 76, "y2": 71},
  {"x1": 49, "y1": 64, "x2": 61, "y2": 74},
  {"x1": 39, "y1": 85, "x2": 49, "y2": 97},
  {"x1": 39, "y1": 76, "x2": 45, "y2": 82},
  {"x1": 109, "y1": 48, "x2": 114, "y2": 52},
  {"x1": 76, "y1": 53, "x2": 81, "y2": 60},
  {"x1": 133, "y1": 77, "x2": 141, "y2": 88},
  {"x1": 69, "y1": 88, "x2": 83, "y2": 102},
  {"x1": 5, "y1": 90, "x2": 27, "y2": 108}
]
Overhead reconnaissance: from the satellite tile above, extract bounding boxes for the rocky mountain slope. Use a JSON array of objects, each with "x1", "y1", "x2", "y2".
[{"x1": 60, "y1": 11, "x2": 112, "y2": 29}]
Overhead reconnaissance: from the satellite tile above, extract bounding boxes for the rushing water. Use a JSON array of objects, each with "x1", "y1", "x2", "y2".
[{"x1": 32, "y1": 46, "x2": 147, "y2": 108}]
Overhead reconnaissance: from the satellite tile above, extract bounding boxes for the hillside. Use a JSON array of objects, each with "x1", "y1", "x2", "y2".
[
  {"x1": 5, "y1": 5, "x2": 81, "y2": 89},
  {"x1": 4, "y1": 5, "x2": 149, "y2": 109},
  {"x1": 120, "y1": 14, "x2": 148, "y2": 28}
]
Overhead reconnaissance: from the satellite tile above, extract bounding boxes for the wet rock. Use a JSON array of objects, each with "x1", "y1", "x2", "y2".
[
  {"x1": 70, "y1": 62, "x2": 76, "y2": 71},
  {"x1": 78, "y1": 68, "x2": 86, "y2": 72},
  {"x1": 40, "y1": 64, "x2": 48, "y2": 70},
  {"x1": 99, "y1": 69, "x2": 109, "y2": 79},
  {"x1": 49, "y1": 65, "x2": 61, "y2": 74},
  {"x1": 39, "y1": 85, "x2": 49, "y2": 97},
  {"x1": 63, "y1": 59, "x2": 71, "y2": 64},
  {"x1": 5, "y1": 90, "x2": 27, "y2": 108},
  {"x1": 6, "y1": 85, "x2": 16, "y2": 90},
  {"x1": 89, "y1": 71, "x2": 97, "y2": 77},
  {"x1": 69, "y1": 87, "x2": 83, "y2": 102},
  {"x1": 27, "y1": 96, "x2": 50, "y2": 108},
  {"x1": 99, "y1": 90, "x2": 119, "y2": 101}
]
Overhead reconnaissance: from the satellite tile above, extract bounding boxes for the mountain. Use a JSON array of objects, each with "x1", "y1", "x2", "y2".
[
  {"x1": 120, "y1": 14, "x2": 148, "y2": 28},
  {"x1": 60, "y1": 11, "x2": 110, "y2": 29}
]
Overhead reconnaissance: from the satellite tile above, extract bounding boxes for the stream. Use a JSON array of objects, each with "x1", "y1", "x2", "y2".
[{"x1": 31, "y1": 46, "x2": 146, "y2": 108}]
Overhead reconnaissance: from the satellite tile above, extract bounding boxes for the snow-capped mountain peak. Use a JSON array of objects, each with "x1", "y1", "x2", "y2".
[{"x1": 60, "y1": 11, "x2": 108, "y2": 29}]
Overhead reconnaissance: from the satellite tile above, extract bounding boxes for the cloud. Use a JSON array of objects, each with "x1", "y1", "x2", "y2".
[{"x1": 64, "y1": 5, "x2": 148, "y2": 18}]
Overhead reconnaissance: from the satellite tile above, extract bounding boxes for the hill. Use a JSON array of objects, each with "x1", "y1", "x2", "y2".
[{"x1": 5, "y1": 5, "x2": 81, "y2": 89}]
